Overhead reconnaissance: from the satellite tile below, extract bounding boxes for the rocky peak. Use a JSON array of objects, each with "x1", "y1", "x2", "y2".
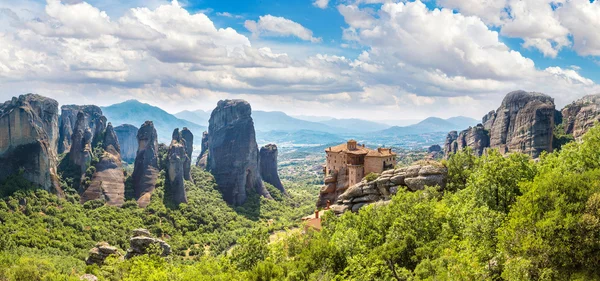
[
  {"x1": 132, "y1": 121, "x2": 160, "y2": 207},
  {"x1": 0, "y1": 94, "x2": 61, "y2": 193},
  {"x1": 181, "y1": 127, "x2": 193, "y2": 181},
  {"x1": 207, "y1": 99, "x2": 271, "y2": 205},
  {"x1": 444, "y1": 90, "x2": 554, "y2": 158},
  {"x1": 103, "y1": 123, "x2": 120, "y2": 153},
  {"x1": 561, "y1": 94, "x2": 600, "y2": 139},
  {"x1": 166, "y1": 128, "x2": 189, "y2": 205},
  {"x1": 259, "y1": 144, "x2": 285, "y2": 194},
  {"x1": 196, "y1": 131, "x2": 209, "y2": 169},
  {"x1": 58, "y1": 104, "x2": 105, "y2": 154}
]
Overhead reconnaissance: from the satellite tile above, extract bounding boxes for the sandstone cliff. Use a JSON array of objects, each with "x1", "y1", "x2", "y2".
[
  {"x1": 69, "y1": 112, "x2": 94, "y2": 177},
  {"x1": 114, "y1": 124, "x2": 138, "y2": 162},
  {"x1": 207, "y1": 100, "x2": 271, "y2": 205},
  {"x1": 259, "y1": 144, "x2": 285, "y2": 194},
  {"x1": 81, "y1": 123, "x2": 125, "y2": 206},
  {"x1": 330, "y1": 163, "x2": 447, "y2": 213},
  {"x1": 166, "y1": 129, "x2": 189, "y2": 205},
  {"x1": 561, "y1": 94, "x2": 600, "y2": 139},
  {"x1": 0, "y1": 94, "x2": 61, "y2": 193},
  {"x1": 58, "y1": 105, "x2": 105, "y2": 154},
  {"x1": 444, "y1": 90, "x2": 554, "y2": 158},
  {"x1": 196, "y1": 131, "x2": 209, "y2": 169},
  {"x1": 181, "y1": 127, "x2": 193, "y2": 181},
  {"x1": 132, "y1": 121, "x2": 160, "y2": 207}
]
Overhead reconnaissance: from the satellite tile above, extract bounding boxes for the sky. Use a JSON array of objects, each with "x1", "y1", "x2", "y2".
[{"x1": 0, "y1": 0, "x2": 599, "y2": 121}]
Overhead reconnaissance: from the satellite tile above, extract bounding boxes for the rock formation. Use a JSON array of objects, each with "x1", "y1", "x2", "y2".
[
  {"x1": 125, "y1": 229, "x2": 171, "y2": 259},
  {"x1": 69, "y1": 112, "x2": 94, "y2": 176},
  {"x1": 196, "y1": 131, "x2": 209, "y2": 169},
  {"x1": 330, "y1": 163, "x2": 447, "y2": 214},
  {"x1": 58, "y1": 105, "x2": 105, "y2": 154},
  {"x1": 444, "y1": 131, "x2": 459, "y2": 156},
  {"x1": 445, "y1": 124, "x2": 490, "y2": 157},
  {"x1": 166, "y1": 129, "x2": 189, "y2": 205},
  {"x1": 444, "y1": 90, "x2": 554, "y2": 158},
  {"x1": 132, "y1": 121, "x2": 160, "y2": 208},
  {"x1": 207, "y1": 100, "x2": 271, "y2": 205},
  {"x1": 427, "y1": 144, "x2": 441, "y2": 153},
  {"x1": 561, "y1": 94, "x2": 600, "y2": 139},
  {"x1": 0, "y1": 94, "x2": 61, "y2": 193},
  {"x1": 259, "y1": 144, "x2": 285, "y2": 193},
  {"x1": 180, "y1": 127, "x2": 193, "y2": 181},
  {"x1": 114, "y1": 124, "x2": 138, "y2": 162},
  {"x1": 86, "y1": 242, "x2": 121, "y2": 265},
  {"x1": 81, "y1": 123, "x2": 125, "y2": 206}
]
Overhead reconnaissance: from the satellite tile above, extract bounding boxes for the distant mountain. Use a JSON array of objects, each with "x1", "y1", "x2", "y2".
[
  {"x1": 174, "y1": 109, "x2": 210, "y2": 127},
  {"x1": 256, "y1": 130, "x2": 345, "y2": 146},
  {"x1": 101, "y1": 100, "x2": 206, "y2": 144},
  {"x1": 378, "y1": 116, "x2": 478, "y2": 136},
  {"x1": 318, "y1": 118, "x2": 390, "y2": 132},
  {"x1": 251, "y1": 111, "x2": 340, "y2": 133}
]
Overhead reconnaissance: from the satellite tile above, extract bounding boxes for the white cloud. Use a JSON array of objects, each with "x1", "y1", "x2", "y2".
[
  {"x1": 216, "y1": 12, "x2": 243, "y2": 19},
  {"x1": 313, "y1": 0, "x2": 329, "y2": 9},
  {"x1": 244, "y1": 15, "x2": 322, "y2": 43}
]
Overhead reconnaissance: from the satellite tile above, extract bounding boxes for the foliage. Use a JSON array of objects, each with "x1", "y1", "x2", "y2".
[{"x1": 363, "y1": 172, "x2": 379, "y2": 182}]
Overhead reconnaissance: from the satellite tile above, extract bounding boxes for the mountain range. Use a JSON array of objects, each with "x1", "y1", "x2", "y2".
[{"x1": 104, "y1": 100, "x2": 477, "y2": 146}]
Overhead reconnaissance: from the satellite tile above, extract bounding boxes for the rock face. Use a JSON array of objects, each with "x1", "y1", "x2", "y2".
[
  {"x1": 69, "y1": 112, "x2": 94, "y2": 176},
  {"x1": 166, "y1": 129, "x2": 189, "y2": 205},
  {"x1": 114, "y1": 124, "x2": 138, "y2": 162},
  {"x1": 331, "y1": 163, "x2": 448, "y2": 214},
  {"x1": 125, "y1": 229, "x2": 171, "y2": 259},
  {"x1": 180, "y1": 127, "x2": 193, "y2": 181},
  {"x1": 259, "y1": 144, "x2": 285, "y2": 193},
  {"x1": 444, "y1": 131, "x2": 459, "y2": 156},
  {"x1": 207, "y1": 100, "x2": 271, "y2": 205},
  {"x1": 86, "y1": 242, "x2": 121, "y2": 265},
  {"x1": 132, "y1": 121, "x2": 160, "y2": 207},
  {"x1": 81, "y1": 123, "x2": 125, "y2": 206},
  {"x1": 0, "y1": 94, "x2": 61, "y2": 193},
  {"x1": 445, "y1": 124, "x2": 490, "y2": 157},
  {"x1": 196, "y1": 131, "x2": 209, "y2": 169},
  {"x1": 427, "y1": 144, "x2": 441, "y2": 153},
  {"x1": 561, "y1": 94, "x2": 600, "y2": 139},
  {"x1": 444, "y1": 91, "x2": 554, "y2": 158},
  {"x1": 58, "y1": 105, "x2": 105, "y2": 154}
]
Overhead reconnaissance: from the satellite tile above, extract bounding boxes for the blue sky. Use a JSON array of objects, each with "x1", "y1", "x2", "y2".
[{"x1": 0, "y1": 0, "x2": 599, "y2": 120}]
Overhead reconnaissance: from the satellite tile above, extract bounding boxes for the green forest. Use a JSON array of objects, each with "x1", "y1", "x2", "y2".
[{"x1": 3, "y1": 125, "x2": 600, "y2": 280}]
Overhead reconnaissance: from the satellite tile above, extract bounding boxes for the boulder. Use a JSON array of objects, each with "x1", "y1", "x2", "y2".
[
  {"x1": 86, "y1": 242, "x2": 121, "y2": 265},
  {"x1": 131, "y1": 121, "x2": 160, "y2": 208},
  {"x1": 561, "y1": 94, "x2": 600, "y2": 139},
  {"x1": 259, "y1": 144, "x2": 286, "y2": 193},
  {"x1": 81, "y1": 123, "x2": 125, "y2": 206},
  {"x1": 114, "y1": 124, "x2": 138, "y2": 162},
  {"x1": 166, "y1": 128, "x2": 188, "y2": 205},
  {"x1": 206, "y1": 100, "x2": 271, "y2": 205},
  {"x1": 0, "y1": 94, "x2": 61, "y2": 193},
  {"x1": 125, "y1": 229, "x2": 171, "y2": 259}
]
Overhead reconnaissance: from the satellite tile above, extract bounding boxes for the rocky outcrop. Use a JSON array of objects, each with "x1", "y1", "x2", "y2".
[
  {"x1": 196, "y1": 131, "x2": 209, "y2": 169},
  {"x1": 181, "y1": 127, "x2": 193, "y2": 181},
  {"x1": 445, "y1": 124, "x2": 490, "y2": 157},
  {"x1": 317, "y1": 171, "x2": 341, "y2": 208},
  {"x1": 114, "y1": 124, "x2": 138, "y2": 162},
  {"x1": 561, "y1": 94, "x2": 600, "y2": 139},
  {"x1": 69, "y1": 112, "x2": 94, "y2": 177},
  {"x1": 207, "y1": 100, "x2": 271, "y2": 205},
  {"x1": 0, "y1": 94, "x2": 61, "y2": 193},
  {"x1": 166, "y1": 129, "x2": 188, "y2": 205},
  {"x1": 444, "y1": 91, "x2": 554, "y2": 158},
  {"x1": 125, "y1": 229, "x2": 171, "y2": 259},
  {"x1": 259, "y1": 144, "x2": 285, "y2": 193},
  {"x1": 428, "y1": 144, "x2": 441, "y2": 153},
  {"x1": 132, "y1": 121, "x2": 160, "y2": 208},
  {"x1": 331, "y1": 163, "x2": 447, "y2": 214},
  {"x1": 58, "y1": 105, "x2": 105, "y2": 154},
  {"x1": 81, "y1": 123, "x2": 125, "y2": 206},
  {"x1": 86, "y1": 242, "x2": 121, "y2": 265},
  {"x1": 444, "y1": 131, "x2": 459, "y2": 156}
]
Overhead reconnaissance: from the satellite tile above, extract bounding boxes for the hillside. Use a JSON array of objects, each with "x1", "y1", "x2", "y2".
[
  {"x1": 101, "y1": 100, "x2": 206, "y2": 144},
  {"x1": 174, "y1": 109, "x2": 211, "y2": 127},
  {"x1": 378, "y1": 116, "x2": 478, "y2": 136}
]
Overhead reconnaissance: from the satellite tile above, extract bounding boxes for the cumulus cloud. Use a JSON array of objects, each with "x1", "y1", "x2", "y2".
[
  {"x1": 313, "y1": 0, "x2": 329, "y2": 9},
  {"x1": 244, "y1": 15, "x2": 322, "y2": 43}
]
